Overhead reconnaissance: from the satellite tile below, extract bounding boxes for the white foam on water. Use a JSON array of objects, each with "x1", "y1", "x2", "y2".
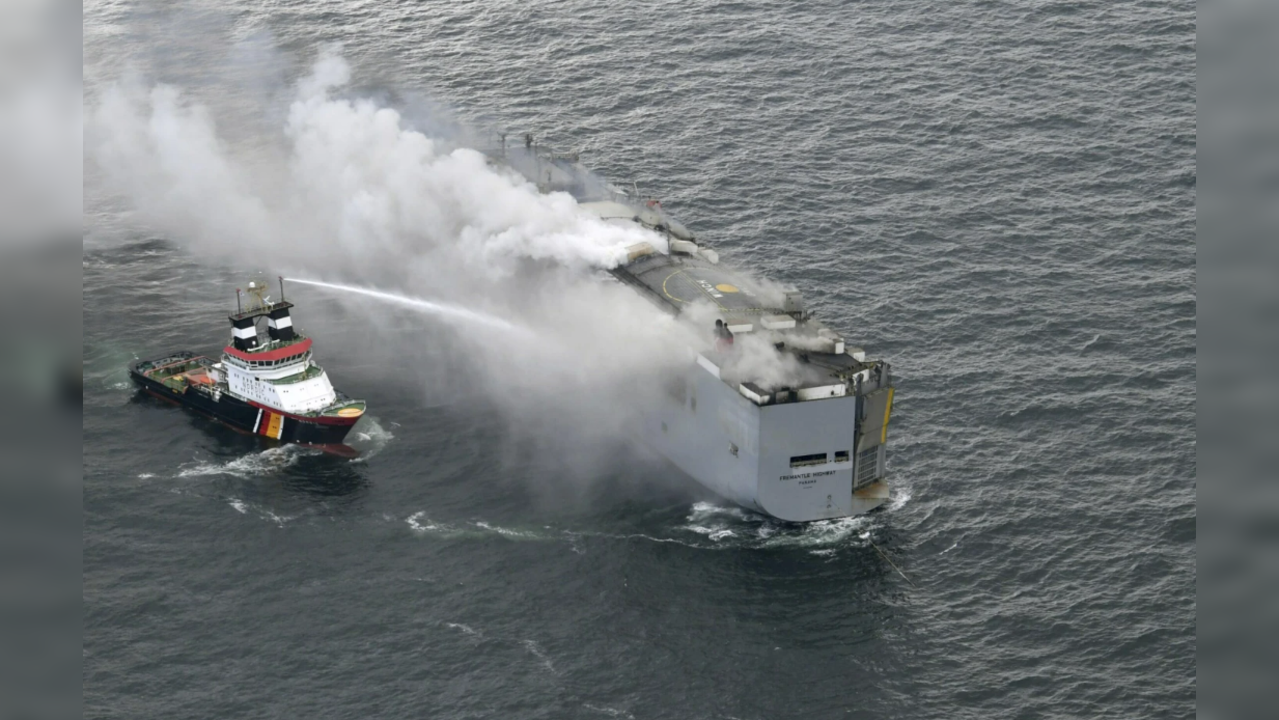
[
  {"x1": 521, "y1": 639, "x2": 557, "y2": 674},
  {"x1": 260, "y1": 509, "x2": 294, "y2": 527},
  {"x1": 225, "y1": 497, "x2": 296, "y2": 526},
  {"x1": 473, "y1": 521, "x2": 542, "y2": 540},
  {"x1": 674, "y1": 501, "x2": 876, "y2": 551},
  {"x1": 137, "y1": 472, "x2": 155, "y2": 479},
  {"x1": 445, "y1": 622, "x2": 480, "y2": 637},
  {"x1": 682, "y1": 524, "x2": 738, "y2": 542},
  {"x1": 583, "y1": 704, "x2": 636, "y2": 719},
  {"x1": 406, "y1": 514, "x2": 552, "y2": 542},
  {"x1": 178, "y1": 445, "x2": 311, "y2": 479},
  {"x1": 886, "y1": 485, "x2": 912, "y2": 512},
  {"x1": 406, "y1": 511, "x2": 447, "y2": 534},
  {"x1": 346, "y1": 416, "x2": 394, "y2": 462},
  {"x1": 686, "y1": 501, "x2": 754, "y2": 524},
  {"x1": 764, "y1": 515, "x2": 873, "y2": 549},
  {"x1": 562, "y1": 529, "x2": 710, "y2": 551}
]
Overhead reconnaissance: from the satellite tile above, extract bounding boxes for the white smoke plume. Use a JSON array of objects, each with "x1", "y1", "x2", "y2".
[
  {"x1": 89, "y1": 48, "x2": 667, "y2": 286},
  {"x1": 86, "y1": 45, "x2": 808, "y2": 491}
]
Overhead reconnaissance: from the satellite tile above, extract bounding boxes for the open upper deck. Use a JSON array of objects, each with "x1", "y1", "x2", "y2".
[
  {"x1": 492, "y1": 133, "x2": 890, "y2": 398},
  {"x1": 612, "y1": 250, "x2": 786, "y2": 318}
]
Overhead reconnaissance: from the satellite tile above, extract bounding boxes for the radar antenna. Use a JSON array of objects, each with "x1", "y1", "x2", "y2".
[{"x1": 244, "y1": 280, "x2": 271, "y2": 311}]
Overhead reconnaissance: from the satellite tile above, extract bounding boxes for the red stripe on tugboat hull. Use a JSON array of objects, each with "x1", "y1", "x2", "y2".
[
  {"x1": 246, "y1": 400, "x2": 362, "y2": 426},
  {"x1": 222, "y1": 337, "x2": 313, "y2": 362}
]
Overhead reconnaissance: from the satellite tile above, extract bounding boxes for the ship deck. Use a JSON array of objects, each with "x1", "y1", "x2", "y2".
[{"x1": 610, "y1": 253, "x2": 784, "y2": 317}]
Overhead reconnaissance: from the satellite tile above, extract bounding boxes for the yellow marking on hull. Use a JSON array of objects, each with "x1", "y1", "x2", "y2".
[
  {"x1": 266, "y1": 411, "x2": 284, "y2": 439},
  {"x1": 881, "y1": 387, "x2": 894, "y2": 445}
]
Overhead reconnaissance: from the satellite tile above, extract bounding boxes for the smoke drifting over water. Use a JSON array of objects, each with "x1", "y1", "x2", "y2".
[
  {"x1": 87, "y1": 46, "x2": 711, "y2": 485},
  {"x1": 87, "y1": 43, "x2": 815, "y2": 492},
  {"x1": 89, "y1": 48, "x2": 667, "y2": 279}
]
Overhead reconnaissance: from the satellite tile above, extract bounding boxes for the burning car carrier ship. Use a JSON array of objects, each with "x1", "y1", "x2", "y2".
[
  {"x1": 130, "y1": 279, "x2": 366, "y2": 448},
  {"x1": 495, "y1": 136, "x2": 896, "y2": 522}
]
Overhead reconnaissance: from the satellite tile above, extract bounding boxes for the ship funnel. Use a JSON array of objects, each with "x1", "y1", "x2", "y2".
[
  {"x1": 266, "y1": 276, "x2": 296, "y2": 342},
  {"x1": 230, "y1": 292, "x2": 259, "y2": 351},
  {"x1": 229, "y1": 277, "x2": 296, "y2": 350}
]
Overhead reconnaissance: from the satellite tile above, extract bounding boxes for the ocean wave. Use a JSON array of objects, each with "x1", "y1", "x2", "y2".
[
  {"x1": 886, "y1": 485, "x2": 912, "y2": 512},
  {"x1": 674, "y1": 502, "x2": 877, "y2": 552},
  {"x1": 225, "y1": 497, "x2": 296, "y2": 527},
  {"x1": 583, "y1": 704, "x2": 635, "y2": 719},
  {"x1": 521, "y1": 639, "x2": 557, "y2": 674},
  {"x1": 346, "y1": 416, "x2": 394, "y2": 461},
  {"x1": 402, "y1": 503, "x2": 888, "y2": 554},
  {"x1": 444, "y1": 622, "x2": 481, "y2": 637},
  {"x1": 177, "y1": 445, "x2": 314, "y2": 479}
]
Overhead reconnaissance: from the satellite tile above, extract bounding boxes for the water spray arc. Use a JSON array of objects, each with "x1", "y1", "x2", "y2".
[{"x1": 285, "y1": 278, "x2": 529, "y2": 336}]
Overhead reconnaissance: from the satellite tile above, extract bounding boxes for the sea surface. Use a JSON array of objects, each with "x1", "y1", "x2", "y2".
[{"x1": 82, "y1": 1, "x2": 1196, "y2": 718}]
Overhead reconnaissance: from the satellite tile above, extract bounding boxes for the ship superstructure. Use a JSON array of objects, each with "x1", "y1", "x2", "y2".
[
  {"x1": 131, "y1": 278, "x2": 366, "y2": 448},
  {"x1": 492, "y1": 136, "x2": 896, "y2": 522}
]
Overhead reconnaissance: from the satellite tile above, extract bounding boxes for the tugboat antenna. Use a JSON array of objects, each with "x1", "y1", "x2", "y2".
[
  {"x1": 278, "y1": 276, "x2": 285, "y2": 303},
  {"x1": 236, "y1": 289, "x2": 242, "y2": 314}
]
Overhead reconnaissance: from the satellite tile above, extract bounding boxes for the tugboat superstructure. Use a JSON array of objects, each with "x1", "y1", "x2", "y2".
[{"x1": 131, "y1": 278, "x2": 366, "y2": 448}]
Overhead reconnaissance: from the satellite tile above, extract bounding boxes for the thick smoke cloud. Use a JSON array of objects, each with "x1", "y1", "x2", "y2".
[
  {"x1": 87, "y1": 49, "x2": 701, "y2": 470},
  {"x1": 90, "y1": 48, "x2": 667, "y2": 284},
  {"x1": 87, "y1": 45, "x2": 806, "y2": 487}
]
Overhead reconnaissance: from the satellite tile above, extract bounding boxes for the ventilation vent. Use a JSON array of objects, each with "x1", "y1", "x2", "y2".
[{"x1": 856, "y1": 446, "x2": 880, "y2": 486}]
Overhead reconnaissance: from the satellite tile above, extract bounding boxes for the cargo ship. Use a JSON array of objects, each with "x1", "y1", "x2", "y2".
[
  {"x1": 493, "y1": 135, "x2": 896, "y2": 522},
  {"x1": 130, "y1": 278, "x2": 366, "y2": 448}
]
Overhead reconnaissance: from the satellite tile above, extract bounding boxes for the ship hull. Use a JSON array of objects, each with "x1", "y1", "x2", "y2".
[
  {"x1": 130, "y1": 356, "x2": 359, "y2": 446},
  {"x1": 645, "y1": 357, "x2": 892, "y2": 522}
]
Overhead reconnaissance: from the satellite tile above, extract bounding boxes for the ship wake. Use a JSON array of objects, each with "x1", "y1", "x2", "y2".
[{"x1": 400, "y1": 501, "x2": 910, "y2": 556}]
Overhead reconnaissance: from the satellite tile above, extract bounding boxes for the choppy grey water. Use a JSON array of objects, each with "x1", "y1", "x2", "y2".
[{"x1": 82, "y1": 1, "x2": 1196, "y2": 718}]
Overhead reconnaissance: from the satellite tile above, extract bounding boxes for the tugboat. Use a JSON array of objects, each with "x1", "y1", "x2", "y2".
[{"x1": 130, "y1": 277, "x2": 366, "y2": 448}]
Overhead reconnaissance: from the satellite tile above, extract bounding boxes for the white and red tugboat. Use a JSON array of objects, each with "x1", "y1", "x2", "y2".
[{"x1": 131, "y1": 277, "x2": 366, "y2": 448}]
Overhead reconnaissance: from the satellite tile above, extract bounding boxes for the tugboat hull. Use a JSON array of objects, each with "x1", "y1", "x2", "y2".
[{"x1": 130, "y1": 354, "x2": 360, "y2": 446}]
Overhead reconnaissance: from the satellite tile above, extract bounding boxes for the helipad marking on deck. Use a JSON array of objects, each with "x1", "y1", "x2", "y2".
[
  {"x1": 661, "y1": 269, "x2": 690, "y2": 304},
  {"x1": 660, "y1": 269, "x2": 765, "y2": 312}
]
